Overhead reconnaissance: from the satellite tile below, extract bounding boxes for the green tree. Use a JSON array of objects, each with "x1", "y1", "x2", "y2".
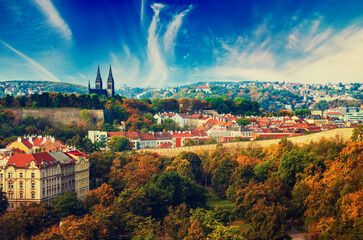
[
  {"x1": 80, "y1": 109, "x2": 91, "y2": 124},
  {"x1": 108, "y1": 135, "x2": 132, "y2": 152},
  {"x1": 351, "y1": 124, "x2": 363, "y2": 142},
  {"x1": 236, "y1": 118, "x2": 250, "y2": 126},
  {"x1": 51, "y1": 192, "x2": 85, "y2": 217},
  {"x1": 294, "y1": 109, "x2": 311, "y2": 116},
  {"x1": 0, "y1": 202, "x2": 60, "y2": 239},
  {"x1": 0, "y1": 190, "x2": 8, "y2": 215}
]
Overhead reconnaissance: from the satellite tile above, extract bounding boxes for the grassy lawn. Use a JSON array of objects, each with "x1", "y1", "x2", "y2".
[
  {"x1": 206, "y1": 190, "x2": 235, "y2": 211},
  {"x1": 229, "y1": 220, "x2": 251, "y2": 233},
  {"x1": 206, "y1": 189, "x2": 252, "y2": 232}
]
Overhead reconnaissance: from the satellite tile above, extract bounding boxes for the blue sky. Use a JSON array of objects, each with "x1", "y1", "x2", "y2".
[{"x1": 0, "y1": 0, "x2": 362, "y2": 88}]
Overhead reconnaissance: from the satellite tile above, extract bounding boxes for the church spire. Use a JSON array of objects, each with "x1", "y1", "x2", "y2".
[
  {"x1": 107, "y1": 65, "x2": 115, "y2": 97},
  {"x1": 107, "y1": 65, "x2": 114, "y2": 83},
  {"x1": 95, "y1": 65, "x2": 102, "y2": 89}
]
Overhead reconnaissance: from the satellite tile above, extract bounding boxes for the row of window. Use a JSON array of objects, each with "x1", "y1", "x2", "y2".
[
  {"x1": 1, "y1": 172, "x2": 35, "y2": 179},
  {"x1": 8, "y1": 192, "x2": 35, "y2": 199},
  {"x1": 7, "y1": 182, "x2": 36, "y2": 189}
]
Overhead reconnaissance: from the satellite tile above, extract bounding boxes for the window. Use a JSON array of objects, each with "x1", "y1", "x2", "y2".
[
  {"x1": 20, "y1": 182, "x2": 23, "y2": 189},
  {"x1": 31, "y1": 183, "x2": 35, "y2": 189},
  {"x1": 0, "y1": 183, "x2": 3, "y2": 189},
  {"x1": 9, "y1": 203, "x2": 14, "y2": 209},
  {"x1": 0, "y1": 173, "x2": 3, "y2": 179},
  {"x1": 8, "y1": 172, "x2": 12, "y2": 178},
  {"x1": 8, "y1": 182, "x2": 13, "y2": 189},
  {"x1": 8, "y1": 193, "x2": 13, "y2": 199},
  {"x1": 31, "y1": 193, "x2": 35, "y2": 199},
  {"x1": 31, "y1": 173, "x2": 35, "y2": 178},
  {"x1": 19, "y1": 173, "x2": 23, "y2": 178},
  {"x1": 20, "y1": 193, "x2": 23, "y2": 199}
]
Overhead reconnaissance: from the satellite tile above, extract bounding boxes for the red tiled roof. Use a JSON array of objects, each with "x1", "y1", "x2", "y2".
[
  {"x1": 6, "y1": 152, "x2": 58, "y2": 168},
  {"x1": 66, "y1": 150, "x2": 89, "y2": 159},
  {"x1": 21, "y1": 139, "x2": 32, "y2": 149},
  {"x1": 173, "y1": 132, "x2": 194, "y2": 138},
  {"x1": 139, "y1": 133, "x2": 156, "y2": 140},
  {"x1": 191, "y1": 130, "x2": 207, "y2": 137},
  {"x1": 154, "y1": 143, "x2": 172, "y2": 149},
  {"x1": 154, "y1": 132, "x2": 172, "y2": 140},
  {"x1": 32, "y1": 138, "x2": 43, "y2": 147},
  {"x1": 126, "y1": 132, "x2": 140, "y2": 138}
]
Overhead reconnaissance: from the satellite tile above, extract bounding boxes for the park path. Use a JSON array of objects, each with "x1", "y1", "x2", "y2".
[{"x1": 286, "y1": 228, "x2": 306, "y2": 240}]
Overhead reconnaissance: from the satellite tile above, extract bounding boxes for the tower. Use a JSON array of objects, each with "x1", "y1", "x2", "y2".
[
  {"x1": 95, "y1": 65, "x2": 103, "y2": 89},
  {"x1": 107, "y1": 65, "x2": 115, "y2": 97}
]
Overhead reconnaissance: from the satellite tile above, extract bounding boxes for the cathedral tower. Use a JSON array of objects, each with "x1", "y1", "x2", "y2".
[
  {"x1": 107, "y1": 65, "x2": 115, "y2": 97},
  {"x1": 95, "y1": 65, "x2": 103, "y2": 89}
]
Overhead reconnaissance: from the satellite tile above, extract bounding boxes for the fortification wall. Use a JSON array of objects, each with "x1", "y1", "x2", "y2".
[
  {"x1": 8, "y1": 108, "x2": 109, "y2": 126},
  {"x1": 138, "y1": 128, "x2": 354, "y2": 157}
]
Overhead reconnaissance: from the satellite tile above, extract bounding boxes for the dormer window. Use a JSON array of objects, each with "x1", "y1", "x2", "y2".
[{"x1": 8, "y1": 172, "x2": 12, "y2": 178}]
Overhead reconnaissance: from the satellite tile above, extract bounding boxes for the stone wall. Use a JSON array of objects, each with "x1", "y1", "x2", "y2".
[
  {"x1": 138, "y1": 128, "x2": 354, "y2": 157},
  {"x1": 8, "y1": 108, "x2": 110, "y2": 126}
]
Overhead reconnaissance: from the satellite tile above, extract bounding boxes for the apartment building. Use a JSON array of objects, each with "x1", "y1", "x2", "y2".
[{"x1": 0, "y1": 150, "x2": 89, "y2": 210}]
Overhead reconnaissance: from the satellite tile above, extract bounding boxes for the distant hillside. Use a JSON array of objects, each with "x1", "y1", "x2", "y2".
[{"x1": 0, "y1": 80, "x2": 88, "y2": 96}]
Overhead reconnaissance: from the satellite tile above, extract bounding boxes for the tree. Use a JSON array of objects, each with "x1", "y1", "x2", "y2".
[
  {"x1": 0, "y1": 190, "x2": 8, "y2": 215},
  {"x1": 294, "y1": 109, "x2": 311, "y2": 116},
  {"x1": 236, "y1": 118, "x2": 250, "y2": 126},
  {"x1": 84, "y1": 183, "x2": 116, "y2": 211},
  {"x1": 108, "y1": 135, "x2": 132, "y2": 152},
  {"x1": 351, "y1": 124, "x2": 363, "y2": 142},
  {"x1": 51, "y1": 192, "x2": 85, "y2": 217},
  {"x1": 0, "y1": 202, "x2": 60, "y2": 239},
  {"x1": 163, "y1": 203, "x2": 191, "y2": 240},
  {"x1": 235, "y1": 178, "x2": 290, "y2": 240},
  {"x1": 185, "y1": 219, "x2": 204, "y2": 240},
  {"x1": 80, "y1": 109, "x2": 91, "y2": 124},
  {"x1": 89, "y1": 151, "x2": 117, "y2": 188}
]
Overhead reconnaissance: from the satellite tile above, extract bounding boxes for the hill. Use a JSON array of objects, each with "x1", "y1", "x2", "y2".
[{"x1": 0, "y1": 80, "x2": 88, "y2": 96}]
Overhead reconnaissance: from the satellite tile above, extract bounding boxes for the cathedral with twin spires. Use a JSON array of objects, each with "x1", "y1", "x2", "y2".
[{"x1": 88, "y1": 65, "x2": 115, "y2": 97}]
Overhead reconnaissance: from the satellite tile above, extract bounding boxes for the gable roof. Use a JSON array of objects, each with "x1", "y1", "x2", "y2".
[{"x1": 6, "y1": 152, "x2": 58, "y2": 168}]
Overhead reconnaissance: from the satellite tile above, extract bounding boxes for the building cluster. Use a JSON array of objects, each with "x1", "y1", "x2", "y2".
[
  {"x1": 0, "y1": 136, "x2": 89, "y2": 211},
  {"x1": 89, "y1": 106, "x2": 362, "y2": 149}
]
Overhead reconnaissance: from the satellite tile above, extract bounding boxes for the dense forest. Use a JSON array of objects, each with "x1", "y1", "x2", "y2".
[{"x1": 0, "y1": 126, "x2": 362, "y2": 240}]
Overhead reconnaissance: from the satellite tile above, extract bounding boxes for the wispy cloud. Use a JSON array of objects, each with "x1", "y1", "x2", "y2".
[
  {"x1": 140, "y1": 0, "x2": 146, "y2": 23},
  {"x1": 163, "y1": 5, "x2": 193, "y2": 55},
  {"x1": 34, "y1": 0, "x2": 72, "y2": 41},
  {"x1": 1, "y1": 41, "x2": 60, "y2": 82},
  {"x1": 145, "y1": 3, "x2": 168, "y2": 87},
  {"x1": 286, "y1": 20, "x2": 332, "y2": 52},
  {"x1": 198, "y1": 20, "x2": 363, "y2": 84}
]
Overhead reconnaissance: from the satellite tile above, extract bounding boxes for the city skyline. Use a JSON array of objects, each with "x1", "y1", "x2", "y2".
[{"x1": 0, "y1": 0, "x2": 362, "y2": 88}]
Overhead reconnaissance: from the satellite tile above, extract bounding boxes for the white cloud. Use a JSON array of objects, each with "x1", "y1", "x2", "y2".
[
  {"x1": 286, "y1": 20, "x2": 332, "y2": 52},
  {"x1": 199, "y1": 22, "x2": 363, "y2": 84},
  {"x1": 110, "y1": 50, "x2": 141, "y2": 89},
  {"x1": 163, "y1": 5, "x2": 193, "y2": 55},
  {"x1": 140, "y1": 0, "x2": 146, "y2": 23},
  {"x1": 1, "y1": 41, "x2": 60, "y2": 82},
  {"x1": 145, "y1": 3, "x2": 168, "y2": 87},
  {"x1": 34, "y1": 0, "x2": 72, "y2": 41}
]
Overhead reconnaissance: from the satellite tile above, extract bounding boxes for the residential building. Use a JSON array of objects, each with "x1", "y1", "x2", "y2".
[
  {"x1": 65, "y1": 151, "x2": 89, "y2": 200},
  {"x1": 0, "y1": 150, "x2": 90, "y2": 211},
  {"x1": 7, "y1": 136, "x2": 65, "y2": 154}
]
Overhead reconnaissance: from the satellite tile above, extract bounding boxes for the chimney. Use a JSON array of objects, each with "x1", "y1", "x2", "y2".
[{"x1": 18, "y1": 137, "x2": 21, "y2": 143}]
